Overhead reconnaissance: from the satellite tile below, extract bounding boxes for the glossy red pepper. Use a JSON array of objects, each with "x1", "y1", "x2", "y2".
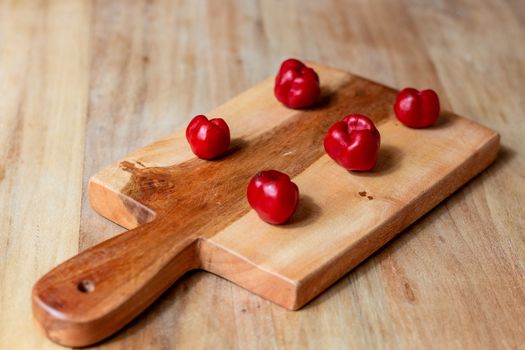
[
  {"x1": 394, "y1": 88, "x2": 440, "y2": 128},
  {"x1": 185, "y1": 115, "x2": 230, "y2": 159},
  {"x1": 247, "y1": 170, "x2": 299, "y2": 225},
  {"x1": 323, "y1": 114, "x2": 381, "y2": 171},
  {"x1": 274, "y1": 58, "x2": 320, "y2": 109}
]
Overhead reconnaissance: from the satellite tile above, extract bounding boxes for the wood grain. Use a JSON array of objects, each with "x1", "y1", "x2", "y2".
[
  {"x1": 0, "y1": 1, "x2": 91, "y2": 349},
  {"x1": 33, "y1": 63, "x2": 498, "y2": 346},
  {"x1": 1, "y1": 0, "x2": 524, "y2": 349}
]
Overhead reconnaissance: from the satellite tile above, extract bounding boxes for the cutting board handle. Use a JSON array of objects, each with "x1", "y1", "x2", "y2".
[{"x1": 32, "y1": 219, "x2": 199, "y2": 347}]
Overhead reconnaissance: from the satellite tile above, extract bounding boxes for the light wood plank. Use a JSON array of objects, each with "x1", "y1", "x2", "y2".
[{"x1": 0, "y1": 1, "x2": 90, "y2": 349}]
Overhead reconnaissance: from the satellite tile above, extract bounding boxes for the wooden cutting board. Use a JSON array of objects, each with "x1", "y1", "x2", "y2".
[{"x1": 32, "y1": 63, "x2": 499, "y2": 347}]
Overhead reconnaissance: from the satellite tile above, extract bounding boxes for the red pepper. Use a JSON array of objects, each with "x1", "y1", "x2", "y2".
[
  {"x1": 185, "y1": 115, "x2": 230, "y2": 159},
  {"x1": 394, "y1": 88, "x2": 440, "y2": 128},
  {"x1": 274, "y1": 58, "x2": 320, "y2": 109},
  {"x1": 323, "y1": 114, "x2": 381, "y2": 171},
  {"x1": 247, "y1": 170, "x2": 299, "y2": 225}
]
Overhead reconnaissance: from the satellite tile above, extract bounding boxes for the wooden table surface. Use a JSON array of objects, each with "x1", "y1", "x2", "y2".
[{"x1": 1, "y1": 1, "x2": 524, "y2": 349}]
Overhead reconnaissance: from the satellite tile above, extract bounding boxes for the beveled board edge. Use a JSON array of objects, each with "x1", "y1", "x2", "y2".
[{"x1": 293, "y1": 131, "x2": 500, "y2": 309}]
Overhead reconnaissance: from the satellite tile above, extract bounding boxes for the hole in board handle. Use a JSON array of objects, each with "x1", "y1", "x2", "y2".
[{"x1": 77, "y1": 279, "x2": 95, "y2": 293}]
